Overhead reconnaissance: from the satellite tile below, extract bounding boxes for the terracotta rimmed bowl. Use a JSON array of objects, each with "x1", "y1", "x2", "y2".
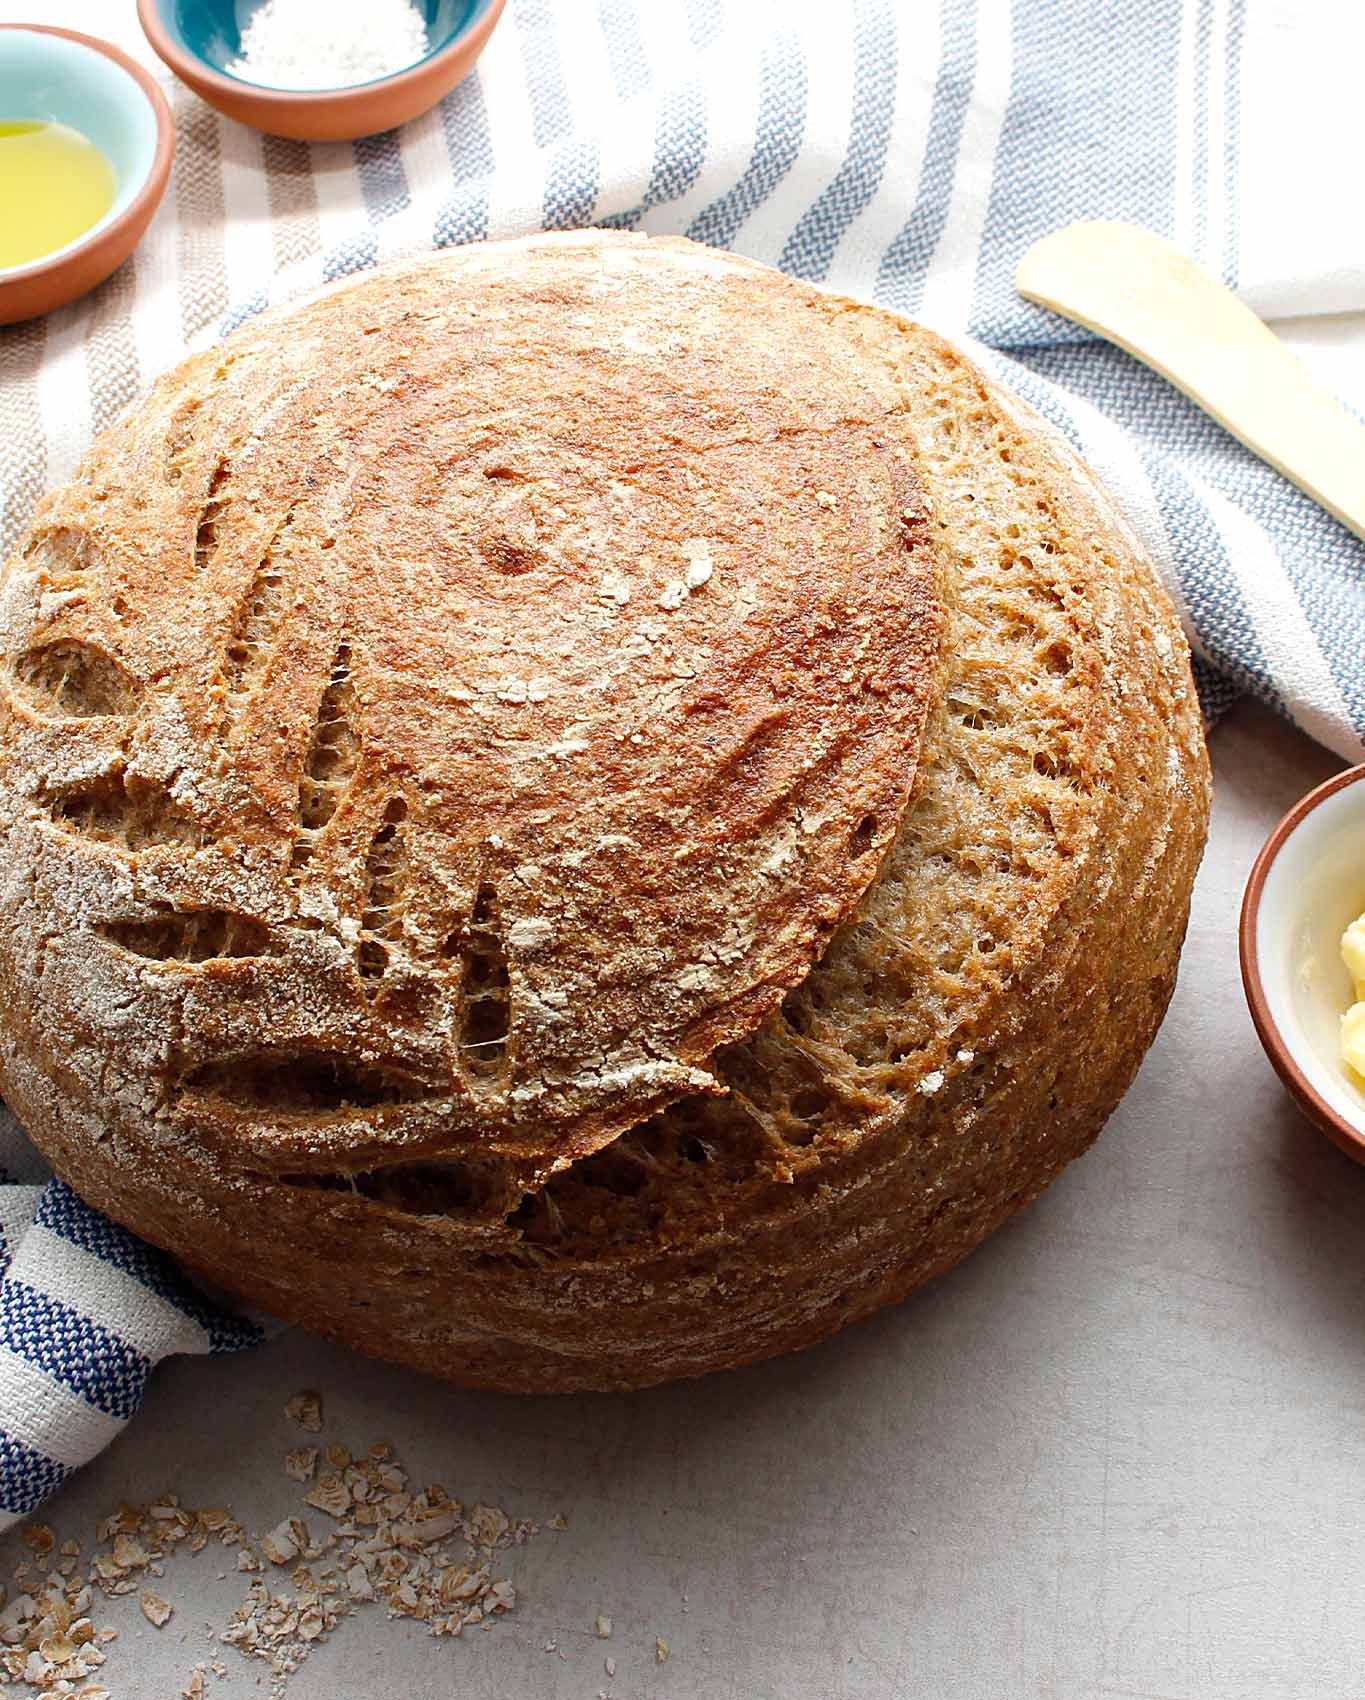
[
  {"x1": 137, "y1": 0, "x2": 506, "y2": 143},
  {"x1": 1241, "y1": 762, "x2": 1365, "y2": 1163},
  {"x1": 0, "y1": 25, "x2": 174, "y2": 327}
]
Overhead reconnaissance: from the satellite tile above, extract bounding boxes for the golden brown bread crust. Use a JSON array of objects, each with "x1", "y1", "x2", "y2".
[
  {"x1": 0, "y1": 233, "x2": 1210, "y2": 1391},
  {"x1": 0, "y1": 233, "x2": 941, "y2": 1183}
]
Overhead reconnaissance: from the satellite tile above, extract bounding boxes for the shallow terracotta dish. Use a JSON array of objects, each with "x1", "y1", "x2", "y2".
[
  {"x1": 137, "y1": 0, "x2": 506, "y2": 143},
  {"x1": 1241, "y1": 762, "x2": 1365, "y2": 1163},
  {"x1": 0, "y1": 25, "x2": 174, "y2": 327}
]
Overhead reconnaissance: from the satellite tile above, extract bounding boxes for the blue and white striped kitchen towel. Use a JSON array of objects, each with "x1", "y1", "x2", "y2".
[{"x1": 0, "y1": 0, "x2": 1361, "y2": 1525}]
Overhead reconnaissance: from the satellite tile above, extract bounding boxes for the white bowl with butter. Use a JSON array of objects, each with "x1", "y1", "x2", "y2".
[{"x1": 1241, "y1": 762, "x2": 1365, "y2": 1162}]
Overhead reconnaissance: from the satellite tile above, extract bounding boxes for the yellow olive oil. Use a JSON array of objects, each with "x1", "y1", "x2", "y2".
[{"x1": 0, "y1": 119, "x2": 116, "y2": 270}]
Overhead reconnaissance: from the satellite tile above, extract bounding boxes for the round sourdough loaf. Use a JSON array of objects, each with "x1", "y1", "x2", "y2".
[{"x1": 0, "y1": 232, "x2": 1209, "y2": 1391}]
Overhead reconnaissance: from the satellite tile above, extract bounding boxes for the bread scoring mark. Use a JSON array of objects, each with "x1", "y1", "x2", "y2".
[
  {"x1": 291, "y1": 640, "x2": 361, "y2": 871},
  {"x1": 181, "y1": 1051, "x2": 438, "y2": 1113},
  {"x1": 193, "y1": 458, "x2": 231, "y2": 573},
  {"x1": 21, "y1": 526, "x2": 95, "y2": 591},
  {"x1": 98, "y1": 908, "x2": 278, "y2": 962},
  {"x1": 500, "y1": 1099, "x2": 772, "y2": 1256},
  {"x1": 220, "y1": 511, "x2": 295, "y2": 724},
  {"x1": 447, "y1": 882, "x2": 512, "y2": 1084},
  {"x1": 163, "y1": 393, "x2": 204, "y2": 482},
  {"x1": 45, "y1": 769, "x2": 205, "y2": 851},
  {"x1": 356, "y1": 797, "x2": 409, "y2": 992},
  {"x1": 272, "y1": 1157, "x2": 511, "y2": 1221},
  {"x1": 9, "y1": 640, "x2": 142, "y2": 720},
  {"x1": 163, "y1": 357, "x2": 244, "y2": 483}
]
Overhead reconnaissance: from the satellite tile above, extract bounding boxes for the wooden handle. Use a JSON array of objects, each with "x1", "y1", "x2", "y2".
[{"x1": 1015, "y1": 220, "x2": 1365, "y2": 544}]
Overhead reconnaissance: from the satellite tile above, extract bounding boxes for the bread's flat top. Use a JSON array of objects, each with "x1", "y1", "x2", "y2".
[{"x1": 0, "y1": 232, "x2": 942, "y2": 1180}]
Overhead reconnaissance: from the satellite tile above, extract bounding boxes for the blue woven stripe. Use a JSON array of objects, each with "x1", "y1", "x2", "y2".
[
  {"x1": 603, "y1": 76, "x2": 709, "y2": 231},
  {"x1": 354, "y1": 129, "x2": 411, "y2": 224},
  {"x1": 0, "y1": 1430, "x2": 70, "y2": 1518},
  {"x1": 546, "y1": 136, "x2": 601, "y2": 231},
  {"x1": 875, "y1": 0, "x2": 975, "y2": 315},
  {"x1": 970, "y1": 0, "x2": 1183, "y2": 345},
  {"x1": 1211, "y1": 459, "x2": 1365, "y2": 743},
  {"x1": 323, "y1": 230, "x2": 379, "y2": 284},
  {"x1": 33, "y1": 1181, "x2": 262, "y2": 1353},
  {"x1": 599, "y1": 0, "x2": 651, "y2": 99},
  {"x1": 684, "y1": 0, "x2": 722, "y2": 51},
  {"x1": 1143, "y1": 455, "x2": 1285, "y2": 713},
  {"x1": 1192, "y1": 654, "x2": 1240, "y2": 724},
  {"x1": 517, "y1": 0, "x2": 576, "y2": 149},
  {"x1": 435, "y1": 71, "x2": 495, "y2": 248},
  {"x1": 221, "y1": 286, "x2": 269, "y2": 338},
  {"x1": 687, "y1": 30, "x2": 808, "y2": 250},
  {"x1": 779, "y1": 0, "x2": 897, "y2": 283},
  {"x1": 646, "y1": 81, "x2": 708, "y2": 212},
  {"x1": 0, "y1": 1281, "x2": 150, "y2": 1420},
  {"x1": 518, "y1": 0, "x2": 601, "y2": 230}
]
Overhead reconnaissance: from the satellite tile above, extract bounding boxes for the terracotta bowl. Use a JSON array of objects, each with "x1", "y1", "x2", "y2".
[
  {"x1": 1240, "y1": 762, "x2": 1365, "y2": 1163},
  {"x1": 137, "y1": 0, "x2": 506, "y2": 143},
  {"x1": 0, "y1": 25, "x2": 174, "y2": 327}
]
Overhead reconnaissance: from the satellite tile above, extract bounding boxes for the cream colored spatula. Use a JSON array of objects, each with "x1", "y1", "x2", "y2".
[{"x1": 1015, "y1": 219, "x2": 1365, "y2": 544}]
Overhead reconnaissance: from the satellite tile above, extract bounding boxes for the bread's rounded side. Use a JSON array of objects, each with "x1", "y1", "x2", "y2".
[{"x1": 0, "y1": 272, "x2": 1210, "y2": 1391}]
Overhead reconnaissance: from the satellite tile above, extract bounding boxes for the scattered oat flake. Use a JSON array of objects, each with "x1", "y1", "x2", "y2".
[
  {"x1": 595, "y1": 1614, "x2": 613, "y2": 1638},
  {"x1": 260, "y1": 1520, "x2": 301, "y2": 1566},
  {"x1": 285, "y1": 1390, "x2": 323, "y2": 1432},
  {"x1": 141, "y1": 1588, "x2": 173, "y2": 1627},
  {"x1": 284, "y1": 1447, "x2": 319, "y2": 1483},
  {"x1": 656, "y1": 1634, "x2": 669, "y2": 1663},
  {"x1": 39, "y1": 1629, "x2": 78, "y2": 1662},
  {"x1": 0, "y1": 1413, "x2": 545, "y2": 1698},
  {"x1": 548, "y1": 1514, "x2": 568, "y2": 1531},
  {"x1": 303, "y1": 1474, "x2": 352, "y2": 1519},
  {"x1": 112, "y1": 1534, "x2": 147, "y2": 1570},
  {"x1": 606, "y1": 1655, "x2": 617, "y2": 1677}
]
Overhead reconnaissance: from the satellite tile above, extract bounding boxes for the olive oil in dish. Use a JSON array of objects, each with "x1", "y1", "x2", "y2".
[{"x1": 0, "y1": 119, "x2": 116, "y2": 270}]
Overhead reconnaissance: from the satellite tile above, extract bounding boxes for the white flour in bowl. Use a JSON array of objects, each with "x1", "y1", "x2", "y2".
[{"x1": 226, "y1": 0, "x2": 431, "y2": 90}]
